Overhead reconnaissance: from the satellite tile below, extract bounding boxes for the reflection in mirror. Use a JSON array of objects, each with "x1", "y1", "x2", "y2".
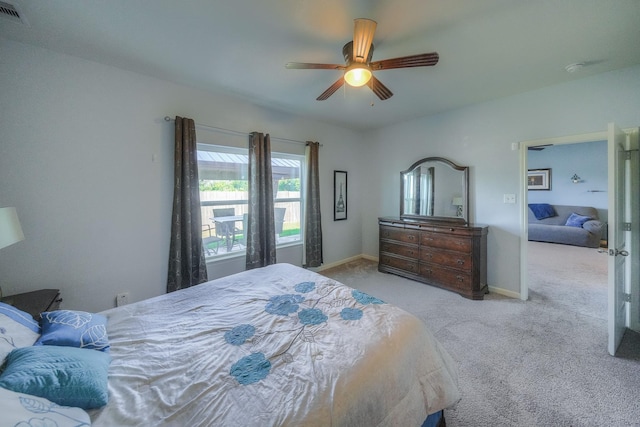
[{"x1": 400, "y1": 157, "x2": 469, "y2": 223}]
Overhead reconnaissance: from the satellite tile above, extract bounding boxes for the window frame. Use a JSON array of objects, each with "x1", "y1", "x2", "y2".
[{"x1": 197, "y1": 143, "x2": 304, "y2": 260}]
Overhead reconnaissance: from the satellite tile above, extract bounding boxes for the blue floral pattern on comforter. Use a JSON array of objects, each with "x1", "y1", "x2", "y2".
[{"x1": 226, "y1": 280, "x2": 385, "y2": 385}]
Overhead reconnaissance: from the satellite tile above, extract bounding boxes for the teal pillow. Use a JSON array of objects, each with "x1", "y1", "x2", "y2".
[
  {"x1": 565, "y1": 212, "x2": 592, "y2": 228},
  {"x1": 35, "y1": 309, "x2": 110, "y2": 351},
  {"x1": 0, "y1": 345, "x2": 111, "y2": 409}
]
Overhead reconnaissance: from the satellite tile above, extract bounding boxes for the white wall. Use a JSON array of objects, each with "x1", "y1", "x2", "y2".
[
  {"x1": 2, "y1": 37, "x2": 639, "y2": 310},
  {"x1": 0, "y1": 38, "x2": 364, "y2": 312},
  {"x1": 362, "y1": 65, "x2": 640, "y2": 295},
  {"x1": 528, "y1": 141, "x2": 608, "y2": 221}
]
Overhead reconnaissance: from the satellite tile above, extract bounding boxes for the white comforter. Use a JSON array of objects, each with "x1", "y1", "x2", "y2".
[{"x1": 90, "y1": 263, "x2": 459, "y2": 426}]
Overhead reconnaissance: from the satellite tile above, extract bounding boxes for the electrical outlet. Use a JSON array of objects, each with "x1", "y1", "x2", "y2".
[{"x1": 116, "y1": 292, "x2": 129, "y2": 307}]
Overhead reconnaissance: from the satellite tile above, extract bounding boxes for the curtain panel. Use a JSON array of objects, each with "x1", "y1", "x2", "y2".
[
  {"x1": 304, "y1": 141, "x2": 323, "y2": 267},
  {"x1": 167, "y1": 116, "x2": 208, "y2": 293},
  {"x1": 246, "y1": 132, "x2": 277, "y2": 269}
]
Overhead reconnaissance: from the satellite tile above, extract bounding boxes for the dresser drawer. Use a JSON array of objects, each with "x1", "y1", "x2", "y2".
[
  {"x1": 419, "y1": 248, "x2": 472, "y2": 270},
  {"x1": 380, "y1": 240, "x2": 419, "y2": 259},
  {"x1": 380, "y1": 254, "x2": 419, "y2": 275},
  {"x1": 380, "y1": 225, "x2": 420, "y2": 245},
  {"x1": 421, "y1": 232, "x2": 471, "y2": 252},
  {"x1": 419, "y1": 264, "x2": 471, "y2": 291}
]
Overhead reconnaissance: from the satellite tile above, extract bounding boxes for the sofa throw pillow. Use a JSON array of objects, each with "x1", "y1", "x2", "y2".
[
  {"x1": 565, "y1": 212, "x2": 592, "y2": 228},
  {"x1": 528, "y1": 203, "x2": 556, "y2": 220},
  {"x1": 0, "y1": 302, "x2": 41, "y2": 366},
  {"x1": 0, "y1": 345, "x2": 111, "y2": 409},
  {"x1": 35, "y1": 309, "x2": 110, "y2": 351}
]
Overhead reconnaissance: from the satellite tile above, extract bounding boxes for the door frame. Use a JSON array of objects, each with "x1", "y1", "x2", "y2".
[{"x1": 519, "y1": 131, "x2": 607, "y2": 301}]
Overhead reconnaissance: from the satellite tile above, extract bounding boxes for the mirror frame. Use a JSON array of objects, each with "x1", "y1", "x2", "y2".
[{"x1": 400, "y1": 157, "x2": 469, "y2": 224}]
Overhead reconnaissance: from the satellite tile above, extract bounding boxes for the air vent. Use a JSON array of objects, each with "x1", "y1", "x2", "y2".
[{"x1": 0, "y1": 1, "x2": 28, "y2": 25}]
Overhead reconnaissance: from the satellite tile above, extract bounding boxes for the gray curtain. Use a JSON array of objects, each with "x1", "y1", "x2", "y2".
[
  {"x1": 304, "y1": 141, "x2": 323, "y2": 267},
  {"x1": 167, "y1": 116, "x2": 208, "y2": 293},
  {"x1": 246, "y1": 132, "x2": 276, "y2": 269}
]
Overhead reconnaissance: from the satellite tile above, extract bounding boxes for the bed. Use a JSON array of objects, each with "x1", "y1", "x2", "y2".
[
  {"x1": 87, "y1": 263, "x2": 459, "y2": 426},
  {"x1": 0, "y1": 263, "x2": 459, "y2": 426}
]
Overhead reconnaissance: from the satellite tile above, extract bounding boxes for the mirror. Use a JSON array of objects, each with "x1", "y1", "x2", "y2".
[{"x1": 400, "y1": 157, "x2": 469, "y2": 223}]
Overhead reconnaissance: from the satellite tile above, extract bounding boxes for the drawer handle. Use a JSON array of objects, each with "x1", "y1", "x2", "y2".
[
  {"x1": 456, "y1": 275, "x2": 465, "y2": 282},
  {"x1": 424, "y1": 269, "x2": 432, "y2": 274},
  {"x1": 449, "y1": 228, "x2": 455, "y2": 231},
  {"x1": 408, "y1": 235, "x2": 415, "y2": 240},
  {"x1": 457, "y1": 259, "x2": 465, "y2": 265},
  {"x1": 425, "y1": 253, "x2": 432, "y2": 259},
  {"x1": 408, "y1": 251, "x2": 414, "y2": 256},
  {"x1": 425, "y1": 237, "x2": 434, "y2": 241}
]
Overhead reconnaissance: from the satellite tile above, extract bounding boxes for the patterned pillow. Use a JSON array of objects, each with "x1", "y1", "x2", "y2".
[
  {"x1": 35, "y1": 309, "x2": 110, "y2": 351},
  {"x1": 0, "y1": 386, "x2": 91, "y2": 426},
  {"x1": 0, "y1": 301, "x2": 41, "y2": 365},
  {"x1": 0, "y1": 345, "x2": 111, "y2": 409}
]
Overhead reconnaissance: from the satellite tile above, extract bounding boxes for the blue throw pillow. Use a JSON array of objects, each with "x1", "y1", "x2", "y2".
[
  {"x1": 565, "y1": 212, "x2": 592, "y2": 228},
  {"x1": 0, "y1": 345, "x2": 111, "y2": 409},
  {"x1": 528, "y1": 203, "x2": 556, "y2": 220},
  {"x1": 35, "y1": 309, "x2": 109, "y2": 352}
]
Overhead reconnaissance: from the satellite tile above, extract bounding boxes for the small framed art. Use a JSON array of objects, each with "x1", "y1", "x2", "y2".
[
  {"x1": 527, "y1": 168, "x2": 551, "y2": 190},
  {"x1": 334, "y1": 170, "x2": 347, "y2": 221}
]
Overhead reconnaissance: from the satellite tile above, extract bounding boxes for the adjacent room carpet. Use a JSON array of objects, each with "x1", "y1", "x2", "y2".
[{"x1": 320, "y1": 244, "x2": 640, "y2": 427}]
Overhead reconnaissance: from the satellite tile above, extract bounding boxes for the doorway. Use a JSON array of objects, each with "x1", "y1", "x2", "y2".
[
  {"x1": 523, "y1": 137, "x2": 609, "y2": 318},
  {"x1": 519, "y1": 127, "x2": 640, "y2": 355}
]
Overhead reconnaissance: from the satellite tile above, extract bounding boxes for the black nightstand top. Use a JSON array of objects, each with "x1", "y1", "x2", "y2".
[{"x1": 1, "y1": 289, "x2": 61, "y2": 319}]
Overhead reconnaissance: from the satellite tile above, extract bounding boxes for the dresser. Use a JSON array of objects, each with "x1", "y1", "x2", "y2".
[{"x1": 378, "y1": 217, "x2": 488, "y2": 300}]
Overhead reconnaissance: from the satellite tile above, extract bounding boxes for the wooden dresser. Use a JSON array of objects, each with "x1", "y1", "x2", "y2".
[{"x1": 378, "y1": 217, "x2": 488, "y2": 300}]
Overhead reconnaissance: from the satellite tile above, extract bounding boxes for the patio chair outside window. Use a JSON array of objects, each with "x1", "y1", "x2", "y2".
[
  {"x1": 213, "y1": 208, "x2": 242, "y2": 250},
  {"x1": 202, "y1": 224, "x2": 223, "y2": 255}
]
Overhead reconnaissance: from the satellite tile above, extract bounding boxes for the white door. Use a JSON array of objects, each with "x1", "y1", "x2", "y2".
[{"x1": 607, "y1": 123, "x2": 629, "y2": 356}]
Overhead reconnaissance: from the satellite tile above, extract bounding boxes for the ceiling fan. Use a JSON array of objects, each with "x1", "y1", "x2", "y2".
[{"x1": 285, "y1": 18, "x2": 439, "y2": 101}]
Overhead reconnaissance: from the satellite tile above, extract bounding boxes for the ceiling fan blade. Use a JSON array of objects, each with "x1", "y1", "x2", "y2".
[
  {"x1": 316, "y1": 77, "x2": 345, "y2": 101},
  {"x1": 285, "y1": 62, "x2": 346, "y2": 70},
  {"x1": 371, "y1": 52, "x2": 439, "y2": 70},
  {"x1": 353, "y1": 18, "x2": 377, "y2": 63},
  {"x1": 366, "y1": 76, "x2": 393, "y2": 100}
]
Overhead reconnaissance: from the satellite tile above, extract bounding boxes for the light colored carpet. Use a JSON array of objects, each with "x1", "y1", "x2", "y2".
[{"x1": 320, "y1": 247, "x2": 640, "y2": 427}]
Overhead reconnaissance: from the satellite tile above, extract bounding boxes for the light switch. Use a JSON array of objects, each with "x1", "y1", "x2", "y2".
[{"x1": 503, "y1": 194, "x2": 516, "y2": 204}]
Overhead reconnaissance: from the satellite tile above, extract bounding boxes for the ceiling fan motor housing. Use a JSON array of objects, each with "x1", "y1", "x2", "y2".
[{"x1": 342, "y1": 41, "x2": 374, "y2": 66}]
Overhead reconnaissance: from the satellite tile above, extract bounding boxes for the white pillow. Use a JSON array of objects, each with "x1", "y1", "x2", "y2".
[
  {"x1": 0, "y1": 302, "x2": 41, "y2": 365},
  {"x1": 0, "y1": 386, "x2": 91, "y2": 426}
]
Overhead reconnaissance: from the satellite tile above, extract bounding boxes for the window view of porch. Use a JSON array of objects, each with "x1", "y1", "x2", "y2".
[{"x1": 197, "y1": 145, "x2": 302, "y2": 257}]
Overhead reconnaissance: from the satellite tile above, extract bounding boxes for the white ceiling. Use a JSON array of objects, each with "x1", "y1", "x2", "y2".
[{"x1": 2, "y1": 0, "x2": 640, "y2": 131}]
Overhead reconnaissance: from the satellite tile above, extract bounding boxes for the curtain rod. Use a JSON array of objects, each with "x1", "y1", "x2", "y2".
[{"x1": 163, "y1": 116, "x2": 321, "y2": 147}]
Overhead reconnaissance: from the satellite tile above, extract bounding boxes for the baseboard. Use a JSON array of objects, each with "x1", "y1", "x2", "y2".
[
  {"x1": 488, "y1": 285, "x2": 521, "y2": 299},
  {"x1": 315, "y1": 254, "x2": 378, "y2": 272}
]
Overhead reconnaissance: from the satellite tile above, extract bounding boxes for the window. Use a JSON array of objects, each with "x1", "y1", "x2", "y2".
[{"x1": 197, "y1": 144, "x2": 303, "y2": 258}]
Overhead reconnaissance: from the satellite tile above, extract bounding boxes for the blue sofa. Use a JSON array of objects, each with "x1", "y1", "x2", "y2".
[{"x1": 528, "y1": 204, "x2": 605, "y2": 248}]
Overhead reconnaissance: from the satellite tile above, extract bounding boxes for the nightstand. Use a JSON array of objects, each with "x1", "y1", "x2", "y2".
[{"x1": 1, "y1": 289, "x2": 62, "y2": 320}]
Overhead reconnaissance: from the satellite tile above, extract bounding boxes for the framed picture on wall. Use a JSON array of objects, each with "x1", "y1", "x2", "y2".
[
  {"x1": 334, "y1": 170, "x2": 347, "y2": 221},
  {"x1": 528, "y1": 168, "x2": 551, "y2": 190}
]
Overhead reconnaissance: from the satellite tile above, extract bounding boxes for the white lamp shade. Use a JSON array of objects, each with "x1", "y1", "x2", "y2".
[
  {"x1": 0, "y1": 207, "x2": 25, "y2": 250},
  {"x1": 452, "y1": 197, "x2": 463, "y2": 206}
]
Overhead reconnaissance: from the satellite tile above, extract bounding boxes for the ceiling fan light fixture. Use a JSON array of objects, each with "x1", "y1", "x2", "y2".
[{"x1": 344, "y1": 64, "x2": 372, "y2": 87}]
